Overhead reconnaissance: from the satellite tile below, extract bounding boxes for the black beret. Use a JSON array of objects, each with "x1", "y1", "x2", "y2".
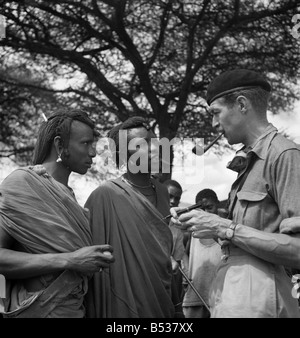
[{"x1": 206, "y1": 69, "x2": 271, "y2": 105}]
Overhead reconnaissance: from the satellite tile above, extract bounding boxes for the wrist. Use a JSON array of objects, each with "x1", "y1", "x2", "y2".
[
  {"x1": 224, "y1": 221, "x2": 238, "y2": 240},
  {"x1": 59, "y1": 252, "x2": 73, "y2": 270}
]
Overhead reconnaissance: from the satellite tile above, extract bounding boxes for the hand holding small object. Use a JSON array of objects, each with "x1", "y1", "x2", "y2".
[{"x1": 99, "y1": 250, "x2": 113, "y2": 272}]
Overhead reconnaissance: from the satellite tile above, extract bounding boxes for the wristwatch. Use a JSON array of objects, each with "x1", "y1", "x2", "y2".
[{"x1": 225, "y1": 221, "x2": 238, "y2": 240}]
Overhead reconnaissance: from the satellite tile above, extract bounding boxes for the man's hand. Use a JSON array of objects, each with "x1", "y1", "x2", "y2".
[
  {"x1": 65, "y1": 245, "x2": 115, "y2": 274},
  {"x1": 28, "y1": 165, "x2": 47, "y2": 176},
  {"x1": 170, "y1": 207, "x2": 231, "y2": 240},
  {"x1": 171, "y1": 256, "x2": 179, "y2": 273}
]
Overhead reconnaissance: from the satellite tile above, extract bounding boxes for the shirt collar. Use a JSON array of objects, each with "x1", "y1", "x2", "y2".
[
  {"x1": 227, "y1": 123, "x2": 277, "y2": 172},
  {"x1": 247, "y1": 123, "x2": 277, "y2": 160}
]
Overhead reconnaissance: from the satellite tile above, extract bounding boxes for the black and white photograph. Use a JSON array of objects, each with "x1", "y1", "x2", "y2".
[{"x1": 0, "y1": 0, "x2": 300, "y2": 325}]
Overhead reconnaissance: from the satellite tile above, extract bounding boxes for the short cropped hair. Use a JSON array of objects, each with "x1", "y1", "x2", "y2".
[
  {"x1": 107, "y1": 116, "x2": 152, "y2": 168},
  {"x1": 32, "y1": 109, "x2": 98, "y2": 165},
  {"x1": 195, "y1": 188, "x2": 219, "y2": 204},
  {"x1": 222, "y1": 87, "x2": 270, "y2": 115},
  {"x1": 163, "y1": 179, "x2": 183, "y2": 193}
]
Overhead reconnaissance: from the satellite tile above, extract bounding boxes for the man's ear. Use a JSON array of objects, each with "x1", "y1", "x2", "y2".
[
  {"x1": 236, "y1": 95, "x2": 248, "y2": 114},
  {"x1": 53, "y1": 136, "x2": 63, "y2": 155}
]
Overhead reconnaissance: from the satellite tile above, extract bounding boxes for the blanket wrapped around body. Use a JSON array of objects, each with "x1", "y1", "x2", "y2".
[
  {"x1": 85, "y1": 178, "x2": 175, "y2": 318},
  {"x1": 0, "y1": 168, "x2": 92, "y2": 318}
]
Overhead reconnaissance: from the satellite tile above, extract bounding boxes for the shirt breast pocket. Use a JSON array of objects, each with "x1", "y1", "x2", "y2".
[{"x1": 236, "y1": 190, "x2": 268, "y2": 228}]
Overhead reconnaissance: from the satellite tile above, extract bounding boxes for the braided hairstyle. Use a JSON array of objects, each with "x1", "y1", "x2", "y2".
[
  {"x1": 32, "y1": 109, "x2": 99, "y2": 165},
  {"x1": 107, "y1": 116, "x2": 151, "y2": 168}
]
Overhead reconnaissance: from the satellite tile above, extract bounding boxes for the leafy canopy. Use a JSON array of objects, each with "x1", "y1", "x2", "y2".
[{"x1": 0, "y1": 0, "x2": 299, "y2": 169}]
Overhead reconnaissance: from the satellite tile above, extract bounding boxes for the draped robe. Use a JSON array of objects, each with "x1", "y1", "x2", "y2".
[
  {"x1": 0, "y1": 168, "x2": 92, "y2": 318},
  {"x1": 84, "y1": 178, "x2": 175, "y2": 318}
]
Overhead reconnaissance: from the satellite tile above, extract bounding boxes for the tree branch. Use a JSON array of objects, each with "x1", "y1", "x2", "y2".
[
  {"x1": 112, "y1": 2, "x2": 162, "y2": 115},
  {"x1": 0, "y1": 146, "x2": 34, "y2": 158}
]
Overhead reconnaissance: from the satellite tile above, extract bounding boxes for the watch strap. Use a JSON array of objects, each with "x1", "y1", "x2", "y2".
[{"x1": 229, "y1": 221, "x2": 238, "y2": 232}]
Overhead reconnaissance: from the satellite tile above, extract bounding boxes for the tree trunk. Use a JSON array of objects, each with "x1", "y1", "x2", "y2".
[{"x1": 157, "y1": 111, "x2": 178, "y2": 183}]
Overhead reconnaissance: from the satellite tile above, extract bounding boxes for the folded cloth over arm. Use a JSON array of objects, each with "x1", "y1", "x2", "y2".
[{"x1": 0, "y1": 168, "x2": 92, "y2": 318}]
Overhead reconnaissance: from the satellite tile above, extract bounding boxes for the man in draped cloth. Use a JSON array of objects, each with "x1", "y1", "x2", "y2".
[
  {"x1": 0, "y1": 109, "x2": 114, "y2": 318},
  {"x1": 84, "y1": 116, "x2": 175, "y2": 318}
]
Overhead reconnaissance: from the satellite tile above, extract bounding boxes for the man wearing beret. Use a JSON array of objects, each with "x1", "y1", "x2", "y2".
[{"x1": 171, "y1": 69, "x2": 300, "y2": 318}]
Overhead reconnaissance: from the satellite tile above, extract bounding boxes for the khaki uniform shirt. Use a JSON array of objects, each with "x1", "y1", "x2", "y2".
[{"x1": 210, "y1": 124, "x2": 300, "y2": 318}]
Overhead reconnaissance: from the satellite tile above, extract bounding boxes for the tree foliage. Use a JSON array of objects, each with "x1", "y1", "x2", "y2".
[{"x1": 0, "y1": 0, "x2": 299, "y2": 176}]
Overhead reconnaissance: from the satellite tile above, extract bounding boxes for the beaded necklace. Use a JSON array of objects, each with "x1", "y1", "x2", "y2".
[{"x1": 121, "y1": 175, "x2": 157, "y2": 206}]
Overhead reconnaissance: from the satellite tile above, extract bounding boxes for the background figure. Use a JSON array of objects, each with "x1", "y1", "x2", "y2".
[
  {"x1": 163, "y1": 179, "x2": 185, "y2": 316},
  {"x1": 164, "y1": 179, "x2": 183, "y2": 208},
  {"x1": 182, "y1": 189, "x2": 222, "y2": 318},
  {"x1": 164, "y1": 179, "x2": 190, "y2": 247},
  {"x1": 0, "y1": 109, "x2": 114, "y2": 318},
  {"x1": 84, "y1": 116, "x2": 175, "y2": 318}
]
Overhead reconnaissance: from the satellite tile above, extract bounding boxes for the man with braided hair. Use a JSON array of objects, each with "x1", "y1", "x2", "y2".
[
  {"x1": 0, "y1": 109, "x2": 114, "y2": 318},
  {"x1": 85, "y1": 116, "x2": 175, "y2": 318}
]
